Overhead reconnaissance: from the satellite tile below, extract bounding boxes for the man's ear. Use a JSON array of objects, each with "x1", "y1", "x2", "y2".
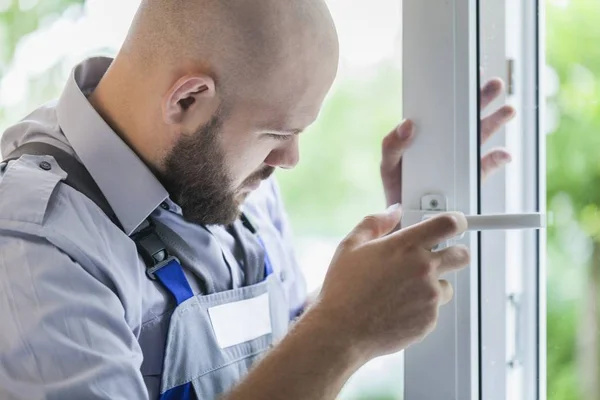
[{"x1": 162, "y1": 75, "x2": 217, "y2": 126}]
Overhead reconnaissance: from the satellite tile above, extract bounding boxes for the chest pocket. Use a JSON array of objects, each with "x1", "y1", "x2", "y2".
[
  {"x1": 130, "y1": 214, "x2": 291, "y2": 400},
  {"x1": 160, "y1": 274, "x2": 289, "y2": 399}
]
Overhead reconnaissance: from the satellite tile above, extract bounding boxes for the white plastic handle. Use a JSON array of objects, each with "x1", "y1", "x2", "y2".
[
  {"x1": 419, "y1": 212, "x2": 546, "y2": 232},
  {"x1": 465, "y1": 213, "x2": 545, "y2": 231}
]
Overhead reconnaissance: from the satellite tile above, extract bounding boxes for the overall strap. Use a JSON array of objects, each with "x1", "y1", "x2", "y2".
[
  {"x1": 238, "y1": 213, "x2": 274, "y2": 283},
  {"x1": 2, "y1": 142, "x2": 121, "y2": 229},
  {"x1": 132, "y1": 220, "x2": 194, "y2": 305},
  {"x1": 3, "y1": 142, "x2": 194, "y2": 305}
]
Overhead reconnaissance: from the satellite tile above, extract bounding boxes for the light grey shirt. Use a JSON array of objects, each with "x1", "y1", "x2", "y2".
[{"x1": 0, "y1": 57, "x2": 307, "y2": 400}]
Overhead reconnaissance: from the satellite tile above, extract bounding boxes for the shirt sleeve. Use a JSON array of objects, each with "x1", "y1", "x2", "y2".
[
  {"x1": 0, "y1": 232, "x2": 148, "y2": 400},
  {"x1": 266, "y1": 178, "x2": 308, "y2": 316}
]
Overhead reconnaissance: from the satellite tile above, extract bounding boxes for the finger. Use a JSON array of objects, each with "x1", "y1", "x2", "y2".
[
  {"x1": 481, "y1": 148, "x2": 512, "y2": 181},
  {"x1": 400, "y1": 212, "x2": 468, "y2": 250},
  {"x1": 380, "y1": 120, "x2": 415, "y2": 173},
  {"x1": 438, "y1": 280, "x2": 454, "y2": 305},
  {"x1": 480, "y1": 78, "x2": 504, "y2": 110},
  {"x1": 433, "y1": 245, "x2": 471, "y2": 275},
  {"x1": 481, "y1": 105, "x2": 516, "y2": 143},
  {"x1": 346, "y1": 205, "x2": 404, "y2": 247}
]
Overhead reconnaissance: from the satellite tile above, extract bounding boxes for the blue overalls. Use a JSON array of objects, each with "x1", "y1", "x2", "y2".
[
  {"x1": 1, "y1": 142, "x2": 292, "y2": 400},
  {"x1": 133, "y1": 214, "x2": 290, "y2": 399}
]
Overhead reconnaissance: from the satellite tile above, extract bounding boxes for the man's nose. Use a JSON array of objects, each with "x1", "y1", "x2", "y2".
[{"x1": 264, "y1": 139, "x2": 300, "y2": 170}]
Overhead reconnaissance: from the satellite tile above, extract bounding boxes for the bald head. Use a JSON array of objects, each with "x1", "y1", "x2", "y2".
[
  {"x1": 123, "y1": 0, "x2": 339, "y2": 104},
  {"x1": 90, "y1": 0, "x2": 339, "y2": 225}
]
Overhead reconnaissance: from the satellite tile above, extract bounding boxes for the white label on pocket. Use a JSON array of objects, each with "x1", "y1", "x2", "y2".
[{"x1": 208, "y1": 293, "x2": 272, "y2": 349}]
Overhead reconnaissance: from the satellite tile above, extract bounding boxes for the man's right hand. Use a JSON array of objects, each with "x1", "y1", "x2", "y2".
[
  {"x1": 225, "y1": 205, "x2": 470, "y2": 400},
  {"x1": 315, "y1": 204, "x2": 470, "y2": 361}
]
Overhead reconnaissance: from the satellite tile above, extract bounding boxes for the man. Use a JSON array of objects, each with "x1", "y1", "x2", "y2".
[{"x1": 0, "y1": 0, "x2": 515, "y2": 399}]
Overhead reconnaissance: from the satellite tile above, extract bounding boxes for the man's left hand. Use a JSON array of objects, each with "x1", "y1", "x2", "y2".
[{"x1": 380, "y1": 77, "x2": 517, "y2": 207}]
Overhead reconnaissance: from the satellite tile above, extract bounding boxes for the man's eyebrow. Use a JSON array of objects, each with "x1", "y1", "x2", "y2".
[
  {"x1": 261, "y1": 125, "x2": 305, "y2": 135},
  {"x1": 280, "y1": 129, "x2": 303, "y2": 135}
]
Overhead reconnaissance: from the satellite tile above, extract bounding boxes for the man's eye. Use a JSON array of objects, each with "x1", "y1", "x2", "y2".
[{"x1": 267, "y1": 134, "x2": 293, "y2": 141}]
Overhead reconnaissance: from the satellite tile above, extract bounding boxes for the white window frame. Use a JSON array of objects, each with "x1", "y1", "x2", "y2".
[
  {"x1": 401, "y1": 0, "x2": 545, "y2": 399},
  {"x1": 402, "y1": 0, "x2": 480, "y2": 398}
]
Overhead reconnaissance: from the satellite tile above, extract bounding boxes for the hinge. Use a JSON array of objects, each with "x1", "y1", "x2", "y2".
[{"x1": 507, "y1": 293, "x2": 523, "y2": 369}]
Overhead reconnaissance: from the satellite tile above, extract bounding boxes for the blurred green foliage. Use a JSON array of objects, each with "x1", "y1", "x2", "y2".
[
  {"x1": 0, "y1": 0, "x2": 86, "y2": 141},
  {"x1": 0, "y1": 0, "x2": 84, "y2": 71},
  {"x1": 547, "y1": 1, "x2": 600, "y2": 399}
]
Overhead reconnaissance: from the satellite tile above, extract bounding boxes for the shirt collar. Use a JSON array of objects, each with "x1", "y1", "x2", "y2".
[{"x1": 56, "y1": 56, "x2": 169, "y2": 235}]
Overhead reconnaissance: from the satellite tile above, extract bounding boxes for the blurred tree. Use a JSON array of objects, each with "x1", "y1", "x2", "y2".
[
  {"x1": 0, "y1": 0, "x2": 86, "y2": 141},
  {"x1": 547, "y1": 1, "x2": 600, "y2": 399},
  {"x1": 0, "y1": 0, "x2": 85, "y2": 73}
]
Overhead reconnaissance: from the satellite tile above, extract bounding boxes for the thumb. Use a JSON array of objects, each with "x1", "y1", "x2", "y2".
[{"x1": 347, "y1": 204, "x2": 403, "y2": 247}]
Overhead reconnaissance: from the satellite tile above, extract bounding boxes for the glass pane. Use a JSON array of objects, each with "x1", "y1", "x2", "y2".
[
  {"x1": 277, "y1": 1, "x2": 403, "y2": 398},
  {"x1": 479, "y1": 0, "x2": 512, "y2": 397},
  {"x1": 478, "y1": 0, "x2": 542, "y2": 399}
]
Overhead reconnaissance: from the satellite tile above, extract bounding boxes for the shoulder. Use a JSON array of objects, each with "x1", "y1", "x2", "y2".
[
  {"x1": 0, "y1": 152, "x2": 136, "y2": 271},
  {"x1": 0, "y1": 151, "x2": 135, "y2": 262},
  {"x1": 0, "y1": 154, "x2": 68, "y2": 226},
  {"x1": 0, "y1": 154, "x2": 145, "y2": 327}
]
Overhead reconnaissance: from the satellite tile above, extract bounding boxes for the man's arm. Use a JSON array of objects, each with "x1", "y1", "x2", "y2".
[
  {"x1": 225, "y1": 207, "x2": 471, "y2": 400},
  {"x1": 0, "y1": 233, "x2": 148, "y2": 400},
  {"x1": 224, "y1": 305, "x2": 364, "y2": 400}
]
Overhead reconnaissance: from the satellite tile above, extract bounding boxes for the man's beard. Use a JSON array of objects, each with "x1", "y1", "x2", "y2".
[{"x1": 159, "y1": 113, "x2": 274, "y2": 226}]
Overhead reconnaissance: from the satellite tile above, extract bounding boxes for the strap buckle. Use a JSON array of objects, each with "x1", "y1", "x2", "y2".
[
  {"x1": 146, "y1": 255, "x2": 180, "y2": 280},
  {"x1": 131, "y1": 220, "x2": 179, "y2": 280}
]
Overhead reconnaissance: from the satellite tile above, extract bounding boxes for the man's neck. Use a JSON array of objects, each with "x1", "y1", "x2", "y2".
[{"x1": 88, "y1": 58, "x2": 164, "y2": 171}]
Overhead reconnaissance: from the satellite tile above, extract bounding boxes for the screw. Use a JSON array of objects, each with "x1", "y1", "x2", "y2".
[
  {"x1": 39, "y1": 161, "x2": 52, "y2": 171},
  {"x1": 430, "y1": 199, "x2": 439, "y2": 209}
]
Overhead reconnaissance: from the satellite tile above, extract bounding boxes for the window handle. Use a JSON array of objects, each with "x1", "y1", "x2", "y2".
[
  {"x1": 422, "y1": 212, "x2": 546, "y2": 232},
  {"x1": 401, "y1": 195, "x2": 546, "y2": 249}
]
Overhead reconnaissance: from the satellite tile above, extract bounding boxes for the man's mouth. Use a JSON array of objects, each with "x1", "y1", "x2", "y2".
[
  {"x1": 246, "y1": 180, "x2": 261, "y2": 190},
  {"x1": 241, "y1": 167, "x2": 274, "y2": 191}
]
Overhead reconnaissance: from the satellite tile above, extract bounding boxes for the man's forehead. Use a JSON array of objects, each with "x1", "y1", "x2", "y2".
[
  {"x1": 229, "y1": 87, "x2": 322, "y2": 126},
  {"x1": 251, "y1": 103, "x2": 320, "y2": 133}
]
